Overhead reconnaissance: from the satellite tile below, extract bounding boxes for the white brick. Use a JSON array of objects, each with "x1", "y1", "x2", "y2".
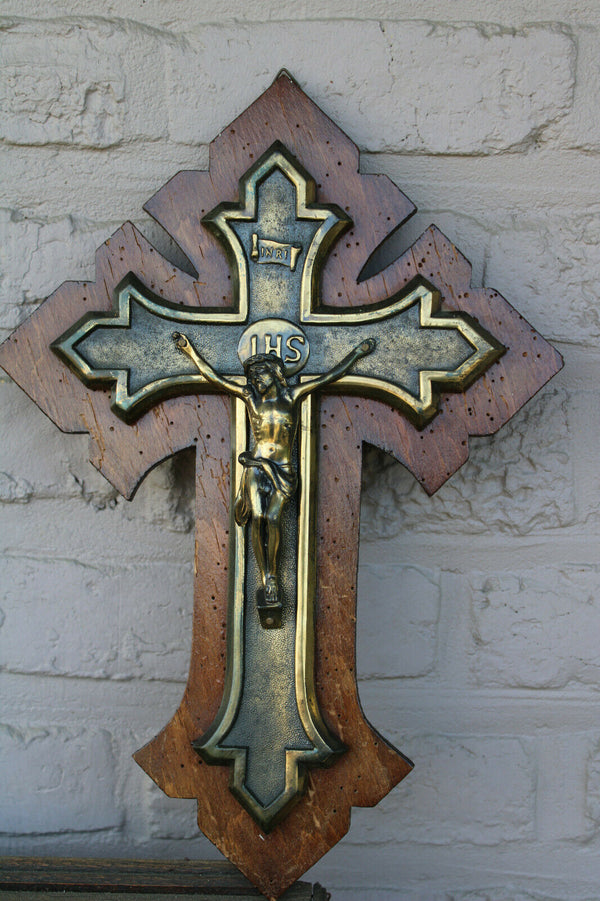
[
  {"x1": 0, "y1": 381, "x2": 114, "y2": 503},
  {"x1": 0, "y1": 495, "x2": 194, "y2": 571},
  {"x1": 349, "y1": 734, "x2": 534, "y2": 845},
  {"x1": 546, "y1": 27, "x2": 600, "y2": 152},
  {"x1": 0, "y1": 210, "x2": 112, "y2": 328},
  {"x1": 0, "y1": 723, "x2": 121, "y2": 833},
  {"x1": 572, "y1": 386, "x2": 600, "y2": 526},
  {"x1": 0, "y1": 144, "x2": 210, "y2": 223},
  {"x1": 362, "y1": 387, "x2": 574, "y2": 540},
  {"x1": 118, "y1": 447, "x2": 196, "y2": 535},
  {"x1": 536, "y1": 736, "x2": 590, "y2": 842},
  {"x1": 118, "y1": 562, "x2": 194, "y2": 681},
  {"x1": 330, "y1": 893, "x2": 429, "y2": 901},
  {"x1": 448, "y1": 891, "x2": 572, "y2": 901},
  {"x1": 2, "y1": 0, "x2": 600, "y2": 30},
  {"x1": 164, "y1": 23, "x2": 574, "y2": 155},
  {"x1": 318, "y1": 843, "x2": 600, "y2": 899},
  {"x1": 357, "y1": 564, "x2": 440, "y2": 677},
  {"x1": 484, "y1": 209, "x2": 600, "y2": 345},
  {"x1": 143, "y1": 780, "x2": 199, "y2": 840},
  {"x1": 383, "y1": 23, "x2": 575, "y2": 154},
  {"x1": 0, "y1": 19, "x2": 169, "y2": 147},
  {"x1": 164, "y1": 22, "x2": 392, "y2": 148},
  {"x1": 0, "y1": 383, "x2": 197, "y2": 523},
  {"x1": 0, "y1": 555, "x2": 121, "y2": 678},
  {"x1": 468, "y1": 564, "x2": 600, "y2": 689},
  {"x1": 364, "y1": 209, "x2": 491, "y2": 288},
  {"x1": 0, "y1": 555, "x2": 193, "y2": 680},
  {"x1": 0, "y1": 471, "x2": 33, "y2": 503},
  {"x1": 585, "y1": 739, "x2": 600, "y2": 835}
]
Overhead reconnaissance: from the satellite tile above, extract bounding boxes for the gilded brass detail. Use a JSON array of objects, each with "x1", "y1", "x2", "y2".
[
  {"x1": 237, "y1": 318, "x2": 309, "y2": 377},
  {"x1": 250, "y1": 233, "x2": 302, "y2": 270}
]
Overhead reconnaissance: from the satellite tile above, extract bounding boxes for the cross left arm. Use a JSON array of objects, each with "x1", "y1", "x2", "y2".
[{"x1": 173, "y1": 332, "x2": 247, "y2": 400}]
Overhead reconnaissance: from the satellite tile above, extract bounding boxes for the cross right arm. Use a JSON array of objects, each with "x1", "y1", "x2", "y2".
[
  {"x1": 173, "y1": 332, "x2": 247, "y2": 400},
  {"x1": 291, "y1": 337, "x2": 376, "y2": 404}
]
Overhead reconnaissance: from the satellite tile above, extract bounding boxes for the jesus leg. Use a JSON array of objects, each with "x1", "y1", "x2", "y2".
[
  {"x1": 264, "y1": 493, "x2": 285, "y2": 606},
  {"x1": 246, "y1": 473, "x2": 269, "y2": 589}
]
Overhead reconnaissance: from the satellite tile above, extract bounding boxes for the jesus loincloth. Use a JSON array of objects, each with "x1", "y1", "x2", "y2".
[{"x1": 234, "y1": 452, "x2": 297, "y2": 526}]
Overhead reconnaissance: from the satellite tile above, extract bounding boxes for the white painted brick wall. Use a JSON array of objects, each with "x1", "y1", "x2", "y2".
[
  {"x1": 1, "y1": 724, "x2": 121, "y2": 834},
  {"x1": 1, "y1": 2, "x2": 598, "y2": 899}
]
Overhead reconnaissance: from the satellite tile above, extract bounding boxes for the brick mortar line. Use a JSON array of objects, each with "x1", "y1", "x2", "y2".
[
  {"x1": 4, "y1": 139, "x2": 599, "y2": 159},
  {"x1": 3, "y1": 670, "x2": 600, "y2": 703},
  {"x1": 0, "y1": 14, "x2": 582, "y2": 30}
]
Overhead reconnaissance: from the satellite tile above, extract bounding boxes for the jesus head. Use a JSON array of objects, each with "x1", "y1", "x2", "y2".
[{"x1": 243, "y1": 353, "x2": 288, "y2": 396}]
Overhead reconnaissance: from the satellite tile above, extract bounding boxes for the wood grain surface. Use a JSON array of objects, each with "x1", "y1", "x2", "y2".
[
  {"x1": 0, "y1": 73, "x2": 563, "y2": 900},
  {"x1": 0, "y1": 857, "x2": 326, "y2": 899}
]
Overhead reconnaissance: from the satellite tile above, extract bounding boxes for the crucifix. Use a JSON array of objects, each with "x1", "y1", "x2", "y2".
[
  {"x1": 48, "y1": 138, "x2": 502, "y2": 829},
  {"x1": 172, "y1": 329, "x2": 376, "y2": 623},
  {"x1": 0, "y1": 73, "x2": 562, "y2": 900}
]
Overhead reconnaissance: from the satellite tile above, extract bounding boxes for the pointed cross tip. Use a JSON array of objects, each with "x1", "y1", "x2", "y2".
[
  {"x1": 553, "y1": 345, "x2": 565, "y2": 373},
  {"x1": 273, "y1": 69, "x2": 300, "y2": 86}
]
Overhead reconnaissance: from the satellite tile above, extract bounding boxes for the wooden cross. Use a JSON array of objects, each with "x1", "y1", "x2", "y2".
[{"x1": 0, "y1": 73, "x2": 562, "y2": 900}]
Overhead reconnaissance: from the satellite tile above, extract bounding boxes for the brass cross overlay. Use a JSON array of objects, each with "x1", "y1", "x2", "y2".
[{"x1": 53, "y1": 143, "x2": 502, "y2": 829}]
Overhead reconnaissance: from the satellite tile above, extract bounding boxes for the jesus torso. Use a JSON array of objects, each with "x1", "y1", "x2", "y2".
[{"x1": 244, "y1": 392, "x2": 298, "y2": 466}]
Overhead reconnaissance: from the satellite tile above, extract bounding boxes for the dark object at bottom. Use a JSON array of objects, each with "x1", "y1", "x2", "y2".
[{"x1": 0, "y1": 858, "x2": 330, "y2": 899}]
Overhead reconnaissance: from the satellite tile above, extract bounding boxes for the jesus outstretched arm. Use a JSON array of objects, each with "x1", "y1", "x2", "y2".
[
  {"x1": 291, "y1": 337, "x2": 376, "y2": 405},
  {"x1": 173, "y1": 332, "x2": 247, "y2": 400}
]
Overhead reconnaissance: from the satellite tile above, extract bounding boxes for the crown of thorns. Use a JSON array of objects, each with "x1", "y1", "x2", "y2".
[{"x1": 243, "y1": 353, "x2": 286, "y2": 376}]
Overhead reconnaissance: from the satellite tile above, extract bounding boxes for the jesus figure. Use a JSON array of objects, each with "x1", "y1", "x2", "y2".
[{"x1": 173, "y1": 331, "x2": 375, "y2": 625}]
